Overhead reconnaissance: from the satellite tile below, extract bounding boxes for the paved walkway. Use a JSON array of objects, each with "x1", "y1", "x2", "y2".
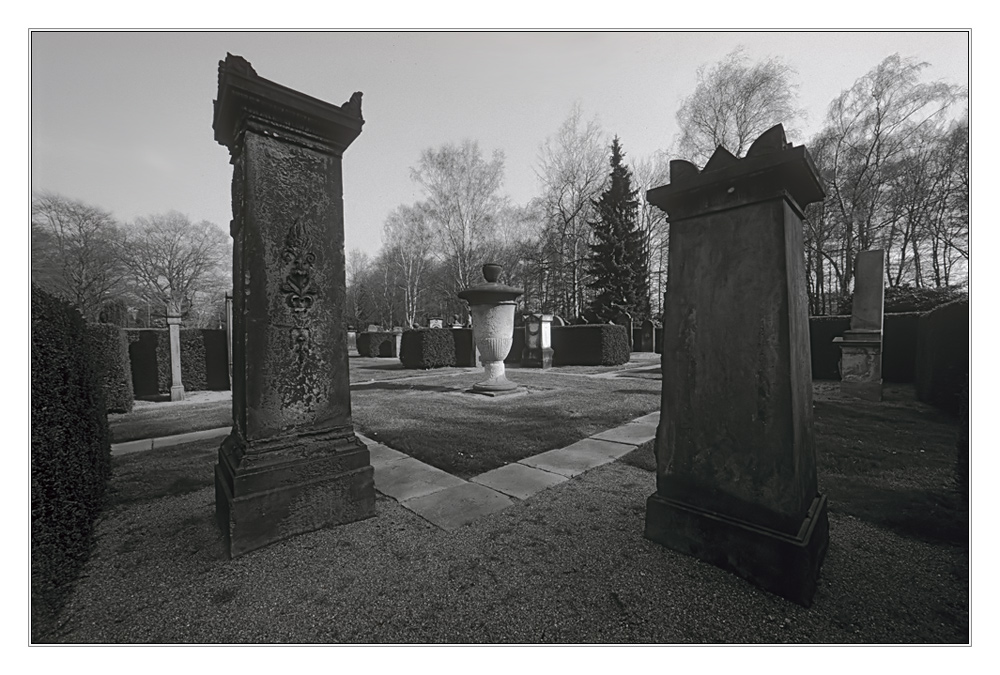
[{"x1": 359, "y1": 411, "x2": 658, "y2": 532}]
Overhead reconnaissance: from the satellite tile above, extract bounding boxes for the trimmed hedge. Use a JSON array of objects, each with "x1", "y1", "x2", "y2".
[
  {"x1": 809, "y1": 315, "x2": 852, "y2": 380},
  {"x1": 126, "y1": 329, "x2": 230, "y2": 395},
  {"x1": 356, "y1": 331, "x2": 396, "y2": 357},
  {"x1": 551, "y1": 324, "x2": 631, "y2": 366},
  {"x1": 86, "y1": 323, "x2": 135, "y2": 413},
  {"x1": 957, "y1": 380, "x2": 969, "y2": 503},
  {"x1": 452, "y1": 328, "x2": 477, "y2": 366},
  {"x1": 915, "y1": 299, "x2": 969, "y2": 414},
  {"x1": 400, "y1": 328, "x2": 456, "y2": 369},
  {"x1": 31, "y1": 285, "x2": 111, "y2": 640}
]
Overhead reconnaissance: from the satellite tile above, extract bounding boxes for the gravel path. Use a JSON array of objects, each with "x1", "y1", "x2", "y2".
[{"x1": 47, "y1": 459, "x2": 968, "y2": 644}]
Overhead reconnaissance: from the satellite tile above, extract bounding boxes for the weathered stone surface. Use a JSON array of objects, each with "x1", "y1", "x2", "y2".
[
  {"x1": 644, "y1": 124, "x2": 828, "y2": 606},
  {"x1": 212, "y1": 53, "x2": 374, "y2": 558},
  {"x1": 521, "y1": 313, "x2": 554, "y2": 369},
  {"x1": 851, "y1": 250, "x2": 885, "y2": 332}
]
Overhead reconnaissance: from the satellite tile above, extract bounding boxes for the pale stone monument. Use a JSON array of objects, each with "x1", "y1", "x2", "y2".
[
  {"x1": 212, "y1": 54, "x2": 375, "y2": 558},
  {"x1": 644, "y1": 125, "x2": 829, "y2": 606},
  {"x1": 833, "y1": 250, "x2": 885, "y2": 401},
  {"x1": 458, "y1": 264, "x2": 523, "y2": 394},
  {"x1": 429, "y1": 317, "x2": 444, "y2": 329},
  {"x1": 166, "y1": 313, "x2": 185, "y2": 401}
]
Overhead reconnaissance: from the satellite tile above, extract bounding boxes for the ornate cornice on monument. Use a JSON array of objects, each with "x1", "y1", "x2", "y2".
[
  {"x1": 646, "y1": 124, "x2": 826, "y2": 221},
  {"x1": 213, "y1": 53, "x2": 364, "y2": 156}
]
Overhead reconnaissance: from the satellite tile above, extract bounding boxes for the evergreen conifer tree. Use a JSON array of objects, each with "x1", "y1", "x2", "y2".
[{"x1": 587, "y1": 137, "x2": 650, "y2": 322}]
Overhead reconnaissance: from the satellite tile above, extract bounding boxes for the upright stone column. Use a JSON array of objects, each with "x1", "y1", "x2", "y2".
[
  {"x1": 834, "y1": 250, "x2": 885, "y2": 401},
  {"x1": 212, "y1": 54, "x2": 375, "y2": 558},
  {"x1": 166, "y1": 313, "x2": 185, "y2": 401},
  {"x1": 644, "y1": 125, "x2": 829, "y2": 607}
]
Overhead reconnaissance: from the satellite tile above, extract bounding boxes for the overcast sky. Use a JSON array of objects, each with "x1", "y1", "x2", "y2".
[{"x1": 31, "y1": 30, "x2": 969, "y2": 258}]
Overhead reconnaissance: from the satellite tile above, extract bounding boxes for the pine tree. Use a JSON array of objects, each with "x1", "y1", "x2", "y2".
[{"x1": 587, "y1": 137, "x2": 650, "y2": 322}]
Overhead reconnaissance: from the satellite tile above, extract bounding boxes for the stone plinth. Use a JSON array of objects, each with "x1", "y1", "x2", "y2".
[
  {"x1": 212, "y1": 53, "x2": 374, "y2": 558},
  {"x1": 834, "y1": 250, "x2": 885, "y2": 401},
  {"x1": 166, "y1": 314, "x2": 185, "y2": 401},
  {"x1": 644, "y1": 125, "x2": 829, "y2": 607},
  {"x1": 521, "y1": 313, "x2": 553, "y2": 368}
]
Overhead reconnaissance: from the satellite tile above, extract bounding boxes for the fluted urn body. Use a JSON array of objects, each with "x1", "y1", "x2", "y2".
[{"x1": 458, "y1": 264, "x2": 524, "y2": 393}]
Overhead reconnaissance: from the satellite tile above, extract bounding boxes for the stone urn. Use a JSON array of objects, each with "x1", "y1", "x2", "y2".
[{"x1": 458, "y1": 264, "x2": 524, "y2": 393}]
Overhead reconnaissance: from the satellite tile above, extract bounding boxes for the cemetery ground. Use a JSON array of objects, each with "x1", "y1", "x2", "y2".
[{"x1": 49, "y1": 356, "x2": 968, "y2": 644}]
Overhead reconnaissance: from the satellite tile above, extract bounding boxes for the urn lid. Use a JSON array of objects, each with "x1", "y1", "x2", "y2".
[{"x1": 458, "y1": 264, "x2": 524, "y2": 305}]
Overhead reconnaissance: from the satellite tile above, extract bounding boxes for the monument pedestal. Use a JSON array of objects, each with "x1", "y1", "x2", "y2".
[
  {"x1": 645, "y1": 493, "x2": 829, "y2": 607},
  {"x1": 212, "y1": 54, "x2": 374, "y2": 558},
  {"x1": 834, "y1": 329, "x2": 883, "y2": 402},
  {"x1": 215, "y1": 429, "x2": 373, "y2": 558}
]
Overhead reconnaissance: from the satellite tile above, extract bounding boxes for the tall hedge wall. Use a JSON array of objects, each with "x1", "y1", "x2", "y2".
[
  {"x1": 126, "y1": 329, "x2": 230, "y2": 396},
  {"x1": 400, "y1": 328, "x2": 456, "y2": 369},
  {"x1": 551, "y1": 324, "x2": 631, "y2": 366},
  {"x1": 85, "y1": 323, "x2": 135, "y2": 413},
  {"x1": 31, "y1": 285, "x2": 111, "y2": 640},
  {"x1": 356, "y1": 331, "x2": 396, "y2": 357},
  {"x1": 915, "y1": 299, "x2": 969, "y2": 414}
]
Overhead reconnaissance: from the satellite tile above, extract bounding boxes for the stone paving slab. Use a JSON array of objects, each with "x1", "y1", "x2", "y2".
[
  {"x1": 518, "y1": 437, "x2": 636, "y2": 477},
  {"x1": 402, "y1": 482, "x2": 514, "y2": 532},
  {"x1": 590, "y1": 422, "x2": 658, "y2": 447},
  {"x1": 631, "y1": 412, "x2": 661, "y2": 426},
  {"x1": 374, "y1": 456, "x2": 466, "y2": 502},
  {"x1": 110, "y1": 438, "x2": 154, "y2": 456},
  {"x1": 368, "y1": 443, "x2": 408, "y2": 467},
  {"x1": 471, "y1": 462, "x2": 569, "y2": 500}
]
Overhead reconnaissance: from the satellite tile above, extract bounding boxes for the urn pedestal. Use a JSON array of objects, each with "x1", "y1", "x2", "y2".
[{"x1": 458, "y1": 265, "x2": 524, "y2": 394}]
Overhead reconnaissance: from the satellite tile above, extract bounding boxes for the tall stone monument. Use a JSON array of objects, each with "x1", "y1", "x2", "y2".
[
  {"x1": 644, "y1": 125, "x2": 829, "y2": 606},
  {"x1": 212, "y1": 54, "x2": 375, "y2": 558},
  {"x1": 166, "y1": 312, "x2": 185, "y2": 401},
  {"x1": 833, "y1": 250, "x2": 885, "y2": 401}
]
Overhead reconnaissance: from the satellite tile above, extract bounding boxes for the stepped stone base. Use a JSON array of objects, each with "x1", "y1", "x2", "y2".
[{"x1": 644, "y1": 492, "x2": 829, "y2": 607}]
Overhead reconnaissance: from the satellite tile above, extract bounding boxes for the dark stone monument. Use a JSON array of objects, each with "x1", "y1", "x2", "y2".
[
  {"x1": 212, "y1": 54, "x2": 375, "y2": 558},
  {"x1": 644, "y1": 125, "x2": 829, "y2": 606},
  {"x1": 639, "y1": 318, "x2": 656, "y2": 352}
]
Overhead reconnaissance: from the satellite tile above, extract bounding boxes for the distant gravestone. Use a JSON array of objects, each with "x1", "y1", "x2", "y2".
[
  {"x1": 212, "y1": 54, "x2": 375, "y2": 558},
  {"x1": 639, "y1": 318, "x2": 655, "y2": 352},
  {"x1": 833, "y1": 250, "x2": 885, "y2": 401},
  {"x1": 429, "y1": 317, "x2": 443, "y2": 329},
  {"x1": 644, "y1": 124, "x2": 829, "y2": 607},
  {"x1": 367, "y1": 324, "x2": 381, "y2": 333}
]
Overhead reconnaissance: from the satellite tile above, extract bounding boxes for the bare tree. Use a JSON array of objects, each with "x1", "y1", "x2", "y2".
[
  {"x1": 534, "y1": 103, "x2": 607, "y2": 318},
  {"x1": 816, "y1": 53, "x2": 965, "y2": 296},
  {"x1": 121, "y1": 211, "x2": 229, "y2": 320},
  {"x1": 31, "y1": 191, "x2": 128, "y2": 322},
  {"x1": 675, "y1": 46, "x2": 803, "y2": 165},
  {"x1": 382, "y1": 203, "x2": 435, "y2": 327},
  {"x1": 632, "y1": 152, "x2": 671, "y2": 317},
  {"x1": 410, "y1": 140, "x2": 508, "y2": 300}
]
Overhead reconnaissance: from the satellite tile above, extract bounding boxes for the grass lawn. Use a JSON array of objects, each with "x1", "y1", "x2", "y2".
[
  {"x1": 108, "y1": 399, "x2": 232, "y2": 443},
  {"x1": 351, "y1": 368, "x2": 661, "y2": 478}
]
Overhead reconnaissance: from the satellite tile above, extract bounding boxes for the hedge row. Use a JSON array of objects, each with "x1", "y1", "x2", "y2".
[
  {"x1": 126, "y1": 329, "x2": 229, "y2": 396},
  {"x1": 915, "y1": 299, "x2": 969, "y2": 415},
  {"x1": 400, "y1": 329, "x2": 456, "y2": 368},
  {"x1": 808, "y1": 313, "x2": 923, "y2": 383},
  {"x1": 31, "y1": 285, "x2": 112, "y2": 640},
  {"x1": 356, "y1": 331, "x2": 397, "y2": 357},
  {"x1": 85, "y1": 323, "x2": 135, "y2": 413},
  {"x1": 400, "y1": 324, "x2": 627, "y2": 369},
  {"x1": 551, "y1": 324, "x2": 631, "y2": 366}
]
